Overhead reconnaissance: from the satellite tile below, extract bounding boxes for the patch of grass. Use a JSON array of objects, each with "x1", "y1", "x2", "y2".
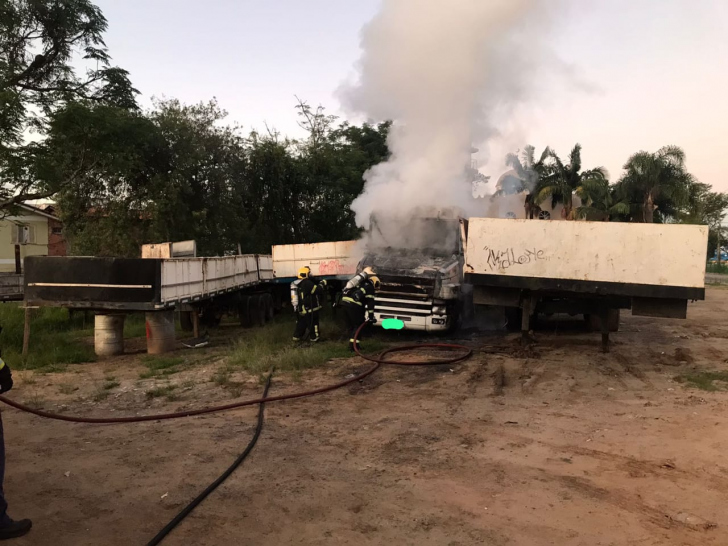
[
  {"x1": 674, "y1": 371, "x2": 728, "y2": 391},
  {"x1": 93, "y1": 389, "x2": 109, "y2": 402},
  {"x1": 123, "y1": 313, "x2": 147, "y2": 339},
  {"x1": 227, "y1": 310, "x2": 385, "y2": 374},
  {"x1": 26, "y1": 393, "x2": 45, "y2": 409},
  {"x1": 706, "y1": 263, "x2": 728, "y2": 275},
  {"x1": 212, "y1": 368, "x2": 231, "y2": 386},
  {"x1": 0, "y1": 305, "x2": 96, "y2": 371},
  {"x1": 103, "y1": 380, "x2": 120, "y2": 390},
  {"x1": 142, "y1": 355, "x2": 184, "y2": 371},
  {"x1": 58, "y1": 383, "x2": 78, "y2": 395},
  {"x1": 146, "y1": 385, "x2": 177, "y2": 399},
  {"x1": 139, "y1": 355, "x2": 185, "y2": 379}
]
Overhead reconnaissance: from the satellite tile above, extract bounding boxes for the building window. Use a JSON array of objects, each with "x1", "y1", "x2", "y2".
[
  {"x1": 11, "y1": 224, "x2": 35, "y2": 244},
  {"x1": 538, "y1": 210, "x2": 551, "y2": 220},
  {"x1": 52, "y1": 227, "x2": 63, "y2": 235}
]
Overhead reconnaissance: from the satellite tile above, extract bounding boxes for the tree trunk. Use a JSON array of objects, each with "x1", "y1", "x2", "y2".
[
  {"x1": 643, "y1": 195, "x2": 655, "y2": 223},
  {"x1": 718, "y1": 228, "x2": 722, "y2": 268}
]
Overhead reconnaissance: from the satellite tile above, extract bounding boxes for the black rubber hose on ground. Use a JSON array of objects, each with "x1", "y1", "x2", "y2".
[
  {"x1": 0, "y1": 323, "x2": 472, "y2": 424},
  {"x1": 145, "y1": 368, "x2": 274, "y2": 546}
]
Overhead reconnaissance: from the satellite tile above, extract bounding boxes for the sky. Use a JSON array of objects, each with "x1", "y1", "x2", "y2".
[{"x1": 93, "y1": 0, "x2": 728, "y2": 191}]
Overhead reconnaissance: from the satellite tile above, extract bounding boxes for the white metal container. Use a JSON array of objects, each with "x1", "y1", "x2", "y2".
[
  {"x1": 272, "y1": 241, "x2": 361, "y2": 279},
  {"x1": 465, "y1": 218, "x2": 708, "y2": 288},
  {"x1": 94, "y1": 314, "x2": 125, "y2": 356}
]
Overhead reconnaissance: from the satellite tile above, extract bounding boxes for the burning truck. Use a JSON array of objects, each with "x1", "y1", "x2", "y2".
[{"x1": 356, "y1": 208, "x2": 468, "y2": 332}]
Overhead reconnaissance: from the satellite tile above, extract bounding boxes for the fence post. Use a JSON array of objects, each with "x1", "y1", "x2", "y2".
[{"x1": 22, "y1": 306, "x2": 31, "y2": 357}]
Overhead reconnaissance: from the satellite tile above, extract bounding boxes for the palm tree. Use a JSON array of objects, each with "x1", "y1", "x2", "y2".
[
  {"x1": 533, "y1": 144, "x2": 608, "y2": 219},
  {"x1": 575, "y1": 178, "x2": 629, "y2": 221},
  {"x1": 498, "y1": 145, "x2": 550, "y2": 195},
  {"x1": 614, "y1": 145, "x2": 693, "y2": 223}
]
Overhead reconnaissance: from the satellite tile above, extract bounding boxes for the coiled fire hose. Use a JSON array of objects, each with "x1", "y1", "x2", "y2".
[{"x1": 0, "y1": 323, "x2": 473, "y2": 424}]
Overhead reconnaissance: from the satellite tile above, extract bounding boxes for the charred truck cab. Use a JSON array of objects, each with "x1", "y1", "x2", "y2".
[{"x1": 357, "y1": 209, "x2": 467, "y2": 332}]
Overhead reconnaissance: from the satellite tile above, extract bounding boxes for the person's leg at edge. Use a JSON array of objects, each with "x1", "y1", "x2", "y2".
[{"x1": 0, "y1": 412, "x2": 32, "y2": 540}]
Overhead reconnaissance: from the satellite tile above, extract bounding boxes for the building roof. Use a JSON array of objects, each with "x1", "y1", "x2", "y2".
[{"x1": 17, "y1": 203, "x2": 60, "y2": 221}]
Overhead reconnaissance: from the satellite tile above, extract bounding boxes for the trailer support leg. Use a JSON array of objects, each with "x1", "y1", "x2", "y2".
[
  {"x1": 600, "y1": 308, "x2": 610, "y2": 353},
  {"x1": 192, "y1": 310, "x2": 200, "y2": 339},
  {"x1": 520, "y1": 294, "x2": 537, "y2": 345}
]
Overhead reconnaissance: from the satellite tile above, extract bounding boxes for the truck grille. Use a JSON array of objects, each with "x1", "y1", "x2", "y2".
[{"x1": 375, "y1": 295, "x2": 433, "y2": 318}]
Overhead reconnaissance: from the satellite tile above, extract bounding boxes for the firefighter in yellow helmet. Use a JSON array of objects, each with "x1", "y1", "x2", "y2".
[
  {"x1": 341, "y1": 273, "x2": 380, "y2": 351},
  {"x1": 291, "y1": 266, "x2": 326, "y2": 342}
]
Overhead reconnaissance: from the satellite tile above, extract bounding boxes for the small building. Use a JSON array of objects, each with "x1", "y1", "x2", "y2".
[{"x1": 0, "y1": 203, "x2": 66, "y2": 273}]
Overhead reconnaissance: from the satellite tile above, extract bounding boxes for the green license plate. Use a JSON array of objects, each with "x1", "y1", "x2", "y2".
[{"x1": 382, "y1": 318, "x2": 405, "y2": 330}]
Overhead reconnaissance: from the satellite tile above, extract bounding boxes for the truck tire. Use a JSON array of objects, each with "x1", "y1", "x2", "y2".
[
  {"x1": 250, "y1": 295, "x2": 266, "y2": 327},
  {"x1": 180, "y1": 311, "x2": 194, "y2": 332},
  {"x1": 272, "y1": 290, "x2": 283, "y2": 312},
  {"x1": 238, "y1": 295, "x2": 252, "y2": 328},
  {"x1": 585, "y1": 309, "x2": 620, "y2": 332},
  {"x1": 263, "y1": 293, "x2": 274, "y2": 321}
]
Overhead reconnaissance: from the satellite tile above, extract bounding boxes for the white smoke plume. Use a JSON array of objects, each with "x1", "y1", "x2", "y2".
[{"x1": 339, "y1": 0, "x2": 562, "y2": 228}]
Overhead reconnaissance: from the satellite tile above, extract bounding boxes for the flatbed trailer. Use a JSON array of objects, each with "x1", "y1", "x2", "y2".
[{"x1": 464, "y1": 218, "x2": 708, "y2": 351}]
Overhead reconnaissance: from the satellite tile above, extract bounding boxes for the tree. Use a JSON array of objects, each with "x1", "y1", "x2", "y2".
[
  {"x1": 614, "y1": 145, "x2": 693, "y2": 223},
  {"x1": 50, "y1": 97, "x2": 391, "y2": 257},
  {"x1": 499, "y1": 145, "x2": 550, "y2": 195},
  {"x1": 533, "y1": 144, "x2": 608, "y2": 219},
  {"x1": 574, "y1": 178, "x2": 630, "y2": 221},
  {"x1": 46, "y1": 102, "x2": 167, "y2": 256},
  {"x1": 678, "y1": 181, "x2": 728, "y2": 259},
  {"x1": 0, "y1": 0, "x2": 136, "y2": 212}
]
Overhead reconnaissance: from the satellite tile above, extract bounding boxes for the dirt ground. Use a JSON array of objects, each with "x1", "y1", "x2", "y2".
[{"x1": 4, "y1": 288, "x2": 728, "y2": 545}]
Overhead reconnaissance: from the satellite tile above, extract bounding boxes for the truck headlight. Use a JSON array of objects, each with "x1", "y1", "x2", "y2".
[{"x1": 432, "y1": 305, "x2": 447, "y2": 315}]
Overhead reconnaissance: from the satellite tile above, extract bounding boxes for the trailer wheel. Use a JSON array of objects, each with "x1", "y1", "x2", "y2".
[
  {"x1": 180, "y1": 311, "x2": 194, "y2": 332},
  {"x1": 272, "y1": 290, "x2": 283, "y2": 312},
  {"x1": 585, "y1": 309, "x2": 620, "y2": 332},
  {"x1": 250, "y1": 295, "x2": 266, "y2": 327},
  {"x1": 238, "y1": 295, "x2": 252, "y2": 328},
  {"x1": 263, "y1": 293, "x2": 274, "y2": 321}
]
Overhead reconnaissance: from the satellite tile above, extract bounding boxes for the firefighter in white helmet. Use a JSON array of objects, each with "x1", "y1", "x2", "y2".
[
  {"x1": 341, "y1": 272, "x2": 380, "y2": 351},
  {"x1": 343, "y1": 266, "x2": 375, "y2": 293}
]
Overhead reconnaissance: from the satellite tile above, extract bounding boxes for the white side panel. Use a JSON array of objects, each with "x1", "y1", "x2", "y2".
[
  {"x1": 465, "y1": 218, "x2": 708, "y2": 288},
  {"x1": 257, "y1": 255, "x2": 274, "y2": 280},
  {"x1": 272, "y1": 240, "x2": 361, "y2": 278},
  {"x1": 159, "y1": 254, "x2": 273, "y2": 304},
  {"x1": 160, "y1": 260, "x2": 204, "y2": 303}
]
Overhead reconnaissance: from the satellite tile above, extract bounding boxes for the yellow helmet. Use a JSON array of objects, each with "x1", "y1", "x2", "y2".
[
  {"x1": 297, "y1": 266, "x2": 311, "y2": 279},
  {"x1": 362, "y1": 266, "x2": 375, "y2": 276},
  {"x1": 369, "y1": 275, "x2": 381, "y2": 289}
]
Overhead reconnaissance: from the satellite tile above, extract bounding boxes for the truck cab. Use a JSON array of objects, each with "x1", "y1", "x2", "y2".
[{"x1": 357, "y1": 210, "x2": 466, "y2": 332}]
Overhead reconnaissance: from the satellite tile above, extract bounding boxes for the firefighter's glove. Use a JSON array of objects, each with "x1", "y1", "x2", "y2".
[{"x1": 0, "y1": 360, "x2": 13, "y2": 394}]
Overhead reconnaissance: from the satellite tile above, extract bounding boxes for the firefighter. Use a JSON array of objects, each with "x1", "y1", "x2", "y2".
[
  {"x1": 291, "y1": 266, "x2": 326, "y2": 342},
  {"x1": 0, "y1": 328, "x2": 32, "y2": 540},
  {"x1": 341, "y1": 274, "x2": 380, "y2": 351}
]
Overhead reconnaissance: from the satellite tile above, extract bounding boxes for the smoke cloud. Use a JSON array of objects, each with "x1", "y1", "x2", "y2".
[{"x1": 339, "y1": 0, "x2": 562, "y2": 227}]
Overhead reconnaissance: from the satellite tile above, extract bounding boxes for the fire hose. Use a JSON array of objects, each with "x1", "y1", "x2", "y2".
[{"x1": 0, "y1": 323, "x2": 472, "y2": 424}]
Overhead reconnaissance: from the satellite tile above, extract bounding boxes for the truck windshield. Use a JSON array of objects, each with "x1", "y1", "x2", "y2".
[{"x1": 368, "y1": 216, "x2": 460, "y2": 257}]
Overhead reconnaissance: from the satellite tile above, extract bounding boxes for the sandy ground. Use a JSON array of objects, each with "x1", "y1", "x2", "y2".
[{"x1": 3, "y1": 288, "x2": 728, "y2": 545}]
